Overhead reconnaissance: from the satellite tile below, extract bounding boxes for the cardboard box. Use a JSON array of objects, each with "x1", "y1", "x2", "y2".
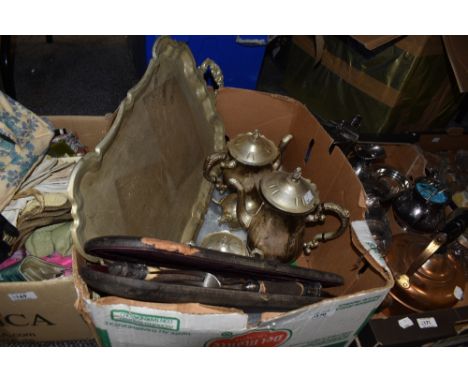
[
  {"x1": 356, "y1": 141, "x2": 468, "y2": 345},
  {"x1": 71, "y1": 87, "x2": 394, "y2": 347},
  {"x1": 0, "y1": 116, "x2": 110, "y2": 344},
  {"x1": 283, "y1": 35, "x2": 467, "y2": 135},
  {"x1": 0, "y1": 277, "x2": 92, "y2": 343}
]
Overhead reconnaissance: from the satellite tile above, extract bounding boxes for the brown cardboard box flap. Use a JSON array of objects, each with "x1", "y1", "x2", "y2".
[{"x1": 216, "y1": 88, "x2": 391, "y2": 296}]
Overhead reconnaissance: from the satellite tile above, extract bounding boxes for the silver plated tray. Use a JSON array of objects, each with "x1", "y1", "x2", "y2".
[{"x1": 69, "y1": 37, "x2": 225, "y2": 259}]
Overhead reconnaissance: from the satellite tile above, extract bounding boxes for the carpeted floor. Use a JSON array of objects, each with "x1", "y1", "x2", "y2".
[{"x1": 8, "y1": 35, "x2": 143, "y2": 116}]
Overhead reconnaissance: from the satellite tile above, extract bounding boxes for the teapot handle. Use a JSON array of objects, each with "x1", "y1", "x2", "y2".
[
  {"x1": 272, "y1": 134, "x2": 293, "y2": 171},
  {"x1": 303, "y1": 202, "x2": 350, "y2": 255},
  {"x1": 203, "y1": 152, "x2": 236, "y2": 192}
]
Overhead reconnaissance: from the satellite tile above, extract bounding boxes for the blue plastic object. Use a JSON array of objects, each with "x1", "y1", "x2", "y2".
[
  {"x1": 415, "y1": 182, "x2": 449, "y2": 204},
  {"x1": 145, "y1": 35, "x2": 268, "y2": 89}
]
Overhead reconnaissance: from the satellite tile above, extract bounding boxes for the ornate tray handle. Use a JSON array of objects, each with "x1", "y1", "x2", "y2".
[{"x1": 199, "y1": 58, "x2": 224, "y2": 89}]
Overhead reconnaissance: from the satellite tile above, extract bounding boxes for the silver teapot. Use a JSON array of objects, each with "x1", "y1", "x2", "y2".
[
  {"x1": 203, "y1": 129, "x2": 293, "y2": 194},
  {"x1": 228, "y1": 167, "x2": 350, "y2": 263}
]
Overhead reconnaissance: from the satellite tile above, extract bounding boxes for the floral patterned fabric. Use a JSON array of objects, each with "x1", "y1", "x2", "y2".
[{"x1": 0, "y1": 92, "x2": 54, "y2": 211}]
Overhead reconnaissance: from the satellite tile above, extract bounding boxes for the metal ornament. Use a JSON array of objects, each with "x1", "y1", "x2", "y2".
[
  {"x1": 68, "y1": 37, "x2": 225, "y2": 260},
  {"x1": 200, "y1": 231, "x2": 250, "y2": 257},
  {"x1": 386, "y1": 209, "x2": 468, "y2": 313},
  {"x1": 203, "y1": 130, "x2": 293, "y2": 194},
  {"x1": 228, "y1": 167, "x2": 350, "y2": 263}
]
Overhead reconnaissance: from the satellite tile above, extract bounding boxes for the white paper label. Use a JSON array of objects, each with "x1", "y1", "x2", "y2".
[
  {"x1": 417, "y1": 317, "x2": 438, "y2": 329},
  {"x1": 454, "y1": 286, "x2": 464, "y2": 301},
  {"x1": 398, "y1": 317, "x2": 414, "y2": 329},
  {"x1": 351, "y1": 221, "x2": 388, "y2": 270},
  {"x1": 8, "y1": 291, "x2": 38, "y2": 301}
]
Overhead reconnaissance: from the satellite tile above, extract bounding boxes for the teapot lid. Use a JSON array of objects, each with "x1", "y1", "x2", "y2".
[
  {"x1": 354, "y1": 143, "x2": 386, "y2": 161},
  {"x1": 227, "y1": 129, "x2": 279, "y2": 166},
  {"x1": 260, "y1": 167, "x2": 319, "y2": 215}
]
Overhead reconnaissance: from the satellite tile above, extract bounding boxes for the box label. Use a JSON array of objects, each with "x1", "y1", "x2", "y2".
[
  {"x1": 205, "y1": 329, "x2": 291, "y2": 347},
  {"x1": 8, "y1": 292, "x2": 37, "y2": 302},
  {"x1": 416, "y1": 317, "x2": 437, "y2": 329},
  {"x1": 398, "y1": 317, "x2": 414, "y2": 329},
  {"x1": 110, "y1": 310, "x2": 180, "y2": 331}
]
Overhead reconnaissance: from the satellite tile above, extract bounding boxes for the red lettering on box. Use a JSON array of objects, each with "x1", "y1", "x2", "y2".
[{"x1": 206, "y1": 329, "x2": 291, "y2": 347}]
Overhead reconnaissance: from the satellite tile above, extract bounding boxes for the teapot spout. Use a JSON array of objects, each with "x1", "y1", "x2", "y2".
[
  {"x1": 227, "y1": 178, "x2": 253, "y2": 229},
  {"x1": 272, "y1": 134, "x2": 293, "y2": 170}
]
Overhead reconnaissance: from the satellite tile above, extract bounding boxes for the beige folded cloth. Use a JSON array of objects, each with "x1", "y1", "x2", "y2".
[
  {"x1": 12, "y1": 193, "x2": 72, "y2": 252},
  {"x1": 25, "y1": 222, "x2": 73, "y2": 258}
]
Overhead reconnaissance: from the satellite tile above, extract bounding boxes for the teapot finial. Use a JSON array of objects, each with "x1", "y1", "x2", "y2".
[
  {"x1": 252, "y1": 129, "x2": 260, "y2": 140},
  {"x1": 291, "y1": 167, "x2": 302, "y2": 182}
]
